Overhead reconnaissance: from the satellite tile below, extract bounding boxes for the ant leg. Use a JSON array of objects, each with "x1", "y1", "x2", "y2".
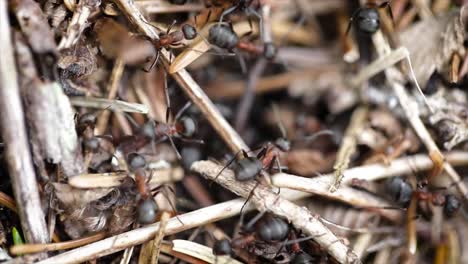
[
  {"x1": 243, "y1": 202, "x2": 265, "y2": 229},
  {"x1": 174, "y1": 101, "x2": 193, "y2": 121},
  {"x1": 234, "y1": 50, "x2": 247, "y2": 74},
  {"x1": 256, "y1": 146, "x2": 268, "y2": 159},
  {"x1": 345, "y1": 8, "x2": 362, "y2": 36},
  {"x1": 165, "y1": 133, "x2": 182, "y2": 160},
  {"x1": 212, "y1": 150, "x2": 243, "y2": 184},
  {"x1": 178, "y1": 137, "x2": 204, "y2": 144},
  {"x1": 163, "y1": 71, "x2": 172, "y2": 124},
  {"x1": 144, "y1": 51, "x2": 160, "y2": 72},
  {"x1": 218, "y1": 5, "x2": 237, "y2": 24},
  {"x1": 379, "y1": 1, "x2": 395, "y2": 27},
  {"x1": 146, "y1": 170, "x2": 155, "y2": 184},
  {"x1": 156, "y1": 185, "x2": 185, "y2": 225},
  {"x1": 246, "y1": 7, "x2": 263, "y2": 40}
]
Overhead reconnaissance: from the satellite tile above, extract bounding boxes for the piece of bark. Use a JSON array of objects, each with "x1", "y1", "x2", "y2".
[
  {"x1": 399, "y1": 7, "x2": 467, "y2": 87},
  {"x1": 0, "y1": 1, "x2": 48, "y2": 244}
]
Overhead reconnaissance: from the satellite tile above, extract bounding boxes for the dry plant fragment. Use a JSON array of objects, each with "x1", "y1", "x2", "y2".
[
  {"x1": 372, "y1": 31, "x2": 468, "y2": 200},
  {"x1": 0, "y1": 0, "x2": 48, "y2": 244},
  {"x1": 330, "y1": 106, "x2": 368, "y2": 192},
  {"x1": 58, "y1": 0, "x2": 100, "y2": 50},
  {"x1": 192, "y1": 161, "x2": 361, "y2": 264}
]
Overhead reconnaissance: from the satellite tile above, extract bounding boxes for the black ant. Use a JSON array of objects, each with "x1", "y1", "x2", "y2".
[
  {"x1": 152, "y1": 102, "x2": 203, "y2": 159},
  {"x1": 208, "y1": 23, "x2": 276, "y2": 61},
  {"x1": 346, "y1": 1, "x2": 393, "y2": 35},
  {"x1": 385, "y1": 177, "x2": 461, "y2": 218},
  {"x1": 126, "y1": 153, "x2": 183, "y2": 225},
  {"x1": 212, "y1": 213, "x2": 290, "y2": 259},
  {"x1": 169, "y1": 0, "x2": 188, "y2": 5},
  {"x1": 127, "y1": 153, "x2": 159, "y2": 224}
]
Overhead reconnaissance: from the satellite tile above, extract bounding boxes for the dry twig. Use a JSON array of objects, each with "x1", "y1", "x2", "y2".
[{"x1": 0, "y1": 0, "x2": 48, "y2": 244}]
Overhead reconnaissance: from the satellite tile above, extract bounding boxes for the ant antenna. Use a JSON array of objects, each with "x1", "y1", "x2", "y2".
[
  {"x1": 212, "y1": 150, "x2": 243, "y2": 184},
  {"x1": 294, "y1": 129, "x2": 335, "y2": 144},
  {"x1": 272, "y1": 103, "x2": 287, "y2": 139}
]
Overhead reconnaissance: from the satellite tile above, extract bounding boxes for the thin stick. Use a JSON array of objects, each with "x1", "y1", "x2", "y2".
[
  {"x1": 34, "y1": 152, "x2": 467, "y2": 264},
  {"x1": 192, "y1": 161, "x2": 360, "y2": 264},
  {"x1": 330, "y1": 106, "x2": 368, "y2": 192},
  {"x1": 113, "y1": 0, "x2": 248, "y2": 153},
  {"x1": 274, "y1": 152, "x2": 468, "y2": 193},
  {"x1": 96, "y1": 58, "x2": 125, "y2": 135},
  {"x1": 70, "y1": 97, "x2": 149, "y2": 114},
  {"x1": 10, "y1": 232, "x2": 106, "y2": 255},
  {"x1": 150, "y1": 212, "x2": 171, "y2": 264},
  {"x1": 0, "y1": 0, "x2": 48, "y2": 244},
  {"x1": 58, "y1": 0, "x2": 99, "y2": 49}
]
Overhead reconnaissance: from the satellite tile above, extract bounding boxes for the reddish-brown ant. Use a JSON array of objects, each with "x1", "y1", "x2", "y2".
[
  {"x1": 126, "y1": 153, "x2": 183, "y2": 225},
  {"x1": 385, "y1": 177, "x2": 461, "y2": 218},
  {"x1": 208, "y1": 23, "x2": 276, "y2": 61},
  {"x1": 212, "y1": 213, "x2": 289, "y2": 258}
]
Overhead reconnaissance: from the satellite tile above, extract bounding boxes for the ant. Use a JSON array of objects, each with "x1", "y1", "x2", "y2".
[
  {"x1": 385, "y1": 177, "x2": 461, "y2": 218},
  {"x1": 152, "y1": 102, "x2": 203, "y2": 159},
  {"x1": 346, "y1": 1, "x2": 393, "y2": 36},
  {"x1": 143, "y1": 19, "x2": 202, "y2": 72},
  {"x1": 216, "y1": 0, "x2": 262, "y2": 37},
  {"x1": 212, "y1": 213, "x2": 290, "y2": 259},
  {"x1": 127, "y1": 153, "x2": 159, "y2": 224},
  {"x1": 126, "y1": 153, "x2": 183, "y2": 225},
  {"x1": 208, "y1": 23, "x2": 276, "y2": 61},
  {"x1": 118, "y1": 102, "x2": 202, "y2": 159}
]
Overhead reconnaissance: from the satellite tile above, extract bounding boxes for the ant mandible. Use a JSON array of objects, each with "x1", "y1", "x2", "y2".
[{"x1": 346, "y1": 1, "x2": 393, "y2": 35}]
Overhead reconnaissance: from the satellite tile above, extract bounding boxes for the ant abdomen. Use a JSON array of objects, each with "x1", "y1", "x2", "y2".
[
  {"x1": 83, "y1": 137, "x2": 100, "y2": 153},
  {"x1": 182, "y1": 24, "x2": 197, "y2": 40},
  {"x1": 127, "y1": 153, "x2": 146, "y2": 172},
  {"x1": 291, "y1": 251, "x2": 315, "y2": 264},
  {"x1": 179, "y1": 116, "x2": 196, "y2": 137},
  {"x1": 234, "y1": 157, "x2": 263, "y2": 181},
  {"x1": 208, "y1": 24, "x2": 239, "y2": 50},
  {"x1": 444, "y1": 194, "x2": 461, "y2": 217},
  {"x1": 257, "y1": 216, "x2": 289, "y2": 242},
  {"x1": 385, "y1": 177, "x2": 413, "y2": 206},
  {"x1": 356, "y1": 8, "x2": 380, "y2": 34},
  {"x1": 169, "y1": 0, "x2": 187, "y2": 4},
  {"x1": 137, "y1": 197, "x2": 158, "y2": 224},
  {"x1": 212, "y1": 238, "x2": 232, "y2": 256}
]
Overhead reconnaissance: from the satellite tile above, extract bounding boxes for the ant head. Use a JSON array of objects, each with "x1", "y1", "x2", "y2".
[
  {"x1": 257, "y1": 215, "x2": 289, "y2": 242},
  {"x1": 212, "y1": 239, "x2": 232, "y2": 256},
  {"x1": 137, "y1": 198, "x2": 158, "y2": 224},
  {"x1": 140, "y1": 121, "x2": 156, "y2": 139},
  {"x1": 208, "y1": 24, "x2": 239, "y2": 50},
  {"x1": 443, "y1": 194, "x2": 461, "y2": 218},
  {"x1": 83, "y1": 137, "x2": 100, "y2": 153},
  {"x1": 263, "y1": 42, "x2": 277, "y2": 61},
  {"x1": 78, "y1": 113, "x2": 97, "y2": 127},
  {"x1": 356, "y1": 8, "x2": 380, "y2": 34},
  {"x1": 127, "y1": 153, "x2": 147, "y2": 171},
  {"x1": 291, "y1": 251, "x2": 315, "y2": 264},
  {"x1": 179, "y1": 116, "x2": 196, "y2": 137},
  {"x1": 234, "y1": 157, "x2": 263, "y2": 181},
  {"x1": 182, "y1": 24, "x2": 197, "y2": 40},
  {"x1": 385, "y1": 177, "x2": 413, "y2": 206},
  {"x1": 169, "y1": 0, "x2": 187, "y2": 4},
  {"x1": 274, "y1": 137, "x2": 291, "y2": 152}
]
